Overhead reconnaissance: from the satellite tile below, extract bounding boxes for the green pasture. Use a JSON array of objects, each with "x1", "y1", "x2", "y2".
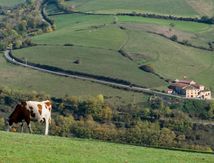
[
  {"x1": 0, "y1": 0, "x2": 23, "y2": 7},
  {"x1": 118, "y1": 16, "x2": 212, "y2": 33},
  {"x1": 3, "y1": 3, "x2": 214, "y2": 99},
  {"x1": 122, "y1": 30, "x2": 214, "y2": 88},
  {"x1": 31, "y1": 13, "x2": 214, "y2": 89},
  {"x1": 0, "y1": 53, "x2": 148, "y2": 104},
  {"x1": 33, "y1": 13, "x2": 213, "y2": 48},
  {"x1": 62, "y1": 0, "x2": 199, "y2": 17},
  {"x1": 13, "y1": 45, "x2": 166, "y2": 88},
  {"x1": 33, "y1": 14, "x2": 125, "y2": 50},
  {"x1": 0, "y1": 131, "x2": 213, "y2": 163}
]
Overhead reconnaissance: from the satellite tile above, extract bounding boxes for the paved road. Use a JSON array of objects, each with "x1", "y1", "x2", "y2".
[{"x1": 4, "y1": 50, "x2": 187, "y2": 99}]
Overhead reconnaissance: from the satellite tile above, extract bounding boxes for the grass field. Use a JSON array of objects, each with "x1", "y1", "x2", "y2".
[
  {"x1": 62, "y1": 0, "x2": 214, "y2": 17},
  {"x1": 13, "y1": 45, "x2": 166, "y2": 88},
  {"x1": 0, "y1": 131, "x2": 213, "y2": 163},
  {"x1": 0, "y1": 53, "x2": 148, "y2": 104},
  {"x1": 118, "y1": 16, "x2": 211, "y2": 33},
  {"x1": 0, "y1": 0, "x2": 23, "y2": 7},
  {"x1": 21, "y1": 13, "x2": 214, "y2": 90},
  {"x1": 122, "y1": 30, "x2": 214, "y2": 88},
  {"x1": 62, "y1": 0, "x2": 200, "y2": 16},
  {"x1": 2, "y1": 1, "x2": 214, "y2": 101}
]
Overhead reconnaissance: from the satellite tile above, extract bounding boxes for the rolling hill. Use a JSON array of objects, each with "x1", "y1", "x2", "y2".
[
  {"x1": 62, "y1": 0, "x2": 214, "y2": 17},
  {"x1": 13, "y1": 10, "x2": 214, "y2": 91},
  {"x1": 0, "y1": 131, "x2": 213, "y2": 163},
  {"x1": 1, "y1": 0, "x2": 214, "y2": 98}
]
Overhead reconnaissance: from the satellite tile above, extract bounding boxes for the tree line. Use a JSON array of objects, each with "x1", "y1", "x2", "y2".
[
  {"x1": 0, "y1": 0, "x2": 54, "y2": 51},
  {"x1": 117, "y1": 13, "x2": 214, "y2": 25}
]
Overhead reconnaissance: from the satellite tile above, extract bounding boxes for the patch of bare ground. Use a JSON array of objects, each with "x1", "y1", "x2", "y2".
[{"x1": 186, "y1": 0, "x2": 214, "y2": 16}]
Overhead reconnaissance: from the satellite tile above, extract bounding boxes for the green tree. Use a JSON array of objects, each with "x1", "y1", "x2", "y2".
[
  {"x1": 52, "y1": 115, "x2": 74, "y2": 136},
  {"x1": 170, "y1": 35, "x2": 178, "y2": 41},
  {"x1": 14, "y1": 39, "x2": 22, "y2": 49},
  {"x1": 159, "y1": 128, "x2": 176, "y2": 147},
  {"x1": 100, "y1": 105, "x2": 113, "y2": 121}
]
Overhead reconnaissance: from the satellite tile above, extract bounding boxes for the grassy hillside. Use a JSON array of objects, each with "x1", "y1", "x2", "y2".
[
  {"x1": 62, "y1": 0, "x2": 214, "y2": 17},
  {"x1": 0, "y1": 0, "x2": 23, "y2": 7},
  {"x1": 62, "y1": 0, "x2": 198, "y2": 16},
  {"x1": 0, "y1": 53, "x2": 148, "y2": 104},
  {"x1": 14, "y1": 13, "x2": 214, "y2": 90},
  {"x1": 0, "y1": 131, "x2": 213, "y2": 163},
  {"x1": 2, "y1": 1, "x2": 214, "y2": 100},
  {"x1": 13, "y1": 45, "x2": 165, "y2": 88}
]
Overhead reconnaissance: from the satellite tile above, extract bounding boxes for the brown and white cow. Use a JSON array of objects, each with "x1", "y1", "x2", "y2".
[{"x1": 7, "y1": 100, "x2": 52, "y2": 135}]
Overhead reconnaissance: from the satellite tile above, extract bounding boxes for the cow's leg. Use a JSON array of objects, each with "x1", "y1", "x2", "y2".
[
  {"x1": 5, "y1": 118, "x2": 10, "y2": 132},
  {"x1": 27, "y1": 122, "x2": 32, "y2": 134},
  {"x1": 20, "y1": 122, "x2": 24, "y2": 133},
  {"x1": 6, "y1": 125, "x2": 12, "y2": 132},
  {"x1": 24, "y1": 110, "x2": 33, "y2": 134},
  {"x1": 45, "y1": 118, "x2": 49, "y2": 135},
  {"x1": 25, "y1": 117, "x2": 32, "y2": 134}
]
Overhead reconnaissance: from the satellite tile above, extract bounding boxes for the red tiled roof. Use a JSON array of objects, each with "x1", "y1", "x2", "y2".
[
  {"x1": 171, "y1": 82, "x2": 188, "y2": 89},
  {"x1": 171, "y1": 82, "x2": 200, "y2": 90}
]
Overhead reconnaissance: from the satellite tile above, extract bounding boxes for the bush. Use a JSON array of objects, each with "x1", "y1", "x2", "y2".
[
  {"x1": 139, "y1": 64, "x2": 155, "y2": 73},
  {"x1": 170, "y1": 35, "x2": 178, "y2": 41},
  {"x1": 64, "y1": 43, "x2": 74, "y2": 46}
]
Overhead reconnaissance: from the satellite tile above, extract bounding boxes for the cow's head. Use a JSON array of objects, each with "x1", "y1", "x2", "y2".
[
  {"x1": 6, "y1": 104, "x2": 23, "y2": 131},
  {"x1": 5, "y1": 117, "x2": 16, "y2": 132}
]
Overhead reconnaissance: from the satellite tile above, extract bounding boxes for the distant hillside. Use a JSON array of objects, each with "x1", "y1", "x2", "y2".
[
  {"x1": 0, "y1": 131, "x2": 213, "y2": 163},
  {"x1": 62, "y1": 0, "x2": 214, "y2": 17}
]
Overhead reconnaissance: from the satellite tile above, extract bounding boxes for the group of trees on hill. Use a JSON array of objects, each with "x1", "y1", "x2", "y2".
[
  {"x1": 0, "y1": 88, "x2": 213, "y2": 152},
  {"x1": 0, "y1": 0, "x2": 54, "y2": 50}
]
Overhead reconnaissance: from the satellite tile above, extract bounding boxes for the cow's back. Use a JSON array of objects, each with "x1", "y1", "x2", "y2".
[{"x1": 26, "y1": 100, "x2": 51, "y2": 122}]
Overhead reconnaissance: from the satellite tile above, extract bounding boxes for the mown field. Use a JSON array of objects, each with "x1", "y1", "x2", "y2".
[
  {"x1": 14, "y1": 12, "x2": 214, "y2": 91},
  {"x1": 62, "y1": 0, "x2": 214, "y2": 17},
  {"x1": 0, "y1": 0, "x2": 23, "y2": 6},
  {"x1": 0, "y1": 131, "x2": 213, "y2": 163}
]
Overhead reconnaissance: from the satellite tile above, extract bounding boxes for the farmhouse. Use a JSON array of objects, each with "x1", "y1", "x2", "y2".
[{"x1": 169, "y1": 79, "x2": 211, "y2": 100}]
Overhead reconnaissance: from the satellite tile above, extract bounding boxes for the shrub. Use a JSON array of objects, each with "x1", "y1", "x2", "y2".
[
  {"x1": 170, "y1": 35, "x2": 178, "y2": 41},
  {"x1": 64, "y1": 43, "x2": 73, "y2": 46},
  {"x1": 139, "y1": 64, "x2": 155, "y2": 73}
]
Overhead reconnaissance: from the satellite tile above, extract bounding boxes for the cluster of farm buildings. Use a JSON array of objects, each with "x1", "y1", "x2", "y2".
[{"x1": 167, "y1": 79, "x2": 212, "y2": 100}]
